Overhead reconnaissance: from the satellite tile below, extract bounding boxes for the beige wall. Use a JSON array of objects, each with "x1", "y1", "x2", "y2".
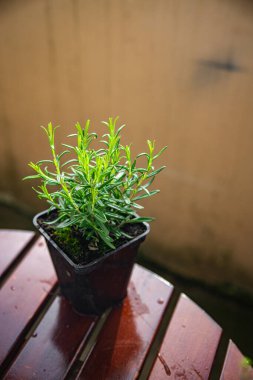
[{"x1": 1, "y1": 0, "x2": 253, "y2": 293}]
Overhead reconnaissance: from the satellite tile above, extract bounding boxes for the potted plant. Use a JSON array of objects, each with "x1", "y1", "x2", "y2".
[{"x1": 24, "y1": 117, "x2": 166, "y2": 315}]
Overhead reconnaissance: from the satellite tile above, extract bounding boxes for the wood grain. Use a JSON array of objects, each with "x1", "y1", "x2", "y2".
[
  {"x1": 148, "y1": 294, "x2": 222, "y2": 379},
  {"x1": 0, "y1": 236, "x2": 57, "y2": 367},
  {"x1": 77, "y1": 265, "x2": 174, "y2": 380},
  {"x1": 0, "y1": 230, "x2": 35, "y2": 278},
  {"x1": 220, "y1": 340, "x2": 253, "y2": 380},
  {"x1": 4, "y1": 297, "x2": 97, "y2": 380},
  {"x1": 2, "y1": 230, "x2": 249, "y2": 380}
]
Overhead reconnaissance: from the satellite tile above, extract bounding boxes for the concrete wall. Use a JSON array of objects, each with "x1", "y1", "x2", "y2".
[{"x1": 1, "y1": 0, "x2": 253, "y2": 293}]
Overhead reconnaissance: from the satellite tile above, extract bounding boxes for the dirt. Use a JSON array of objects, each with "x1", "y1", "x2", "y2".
[{"x1": 37, "y1": 209, "x2": 147, "y2": 265}]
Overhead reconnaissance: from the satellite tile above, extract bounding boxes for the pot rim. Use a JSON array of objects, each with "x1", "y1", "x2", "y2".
[{"x1": 33, "y1": 208, "x2": 150, "y2": 270}]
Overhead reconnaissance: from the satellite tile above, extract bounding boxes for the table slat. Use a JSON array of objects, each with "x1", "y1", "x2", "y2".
[
  {"x1": 220, "y1": 340, "x2": 253, "y2": 380},
  {"x1": 0, "y1": 230, "x2": 35, "y2": 278},
  {"x1": 77, "y1": 265, "x2": 174, "y2": 380},
  {"x1": 148, "y1": 294, "x2": 222, "y2": 380},
  {"x1": 0, "y1": 237, "x2": 57, "y2": 367},
  {"x1": 4, "y1": 297, "x2": 97, "y2": 380}
]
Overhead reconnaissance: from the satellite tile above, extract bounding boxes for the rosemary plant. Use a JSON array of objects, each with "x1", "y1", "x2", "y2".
[{"x1": 24, "y1": 117, "x2": 166, "y2": 250}]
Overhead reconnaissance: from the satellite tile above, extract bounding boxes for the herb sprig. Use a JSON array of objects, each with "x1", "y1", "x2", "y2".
[{"x1": 24, "y1": 117, "x2": 167, "y2": 249}]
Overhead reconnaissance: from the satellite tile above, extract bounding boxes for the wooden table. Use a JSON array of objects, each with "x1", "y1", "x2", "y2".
[{"x1": 0, "y1": 230, "x2": 252, "y2": 380}]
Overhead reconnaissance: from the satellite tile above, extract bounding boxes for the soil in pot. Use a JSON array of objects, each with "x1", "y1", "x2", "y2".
[{"x1": 37, "y1": 209, "x2": 147, "y2": 265}]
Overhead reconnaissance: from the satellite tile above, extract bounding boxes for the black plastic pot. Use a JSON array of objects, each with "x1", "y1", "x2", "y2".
[{"x1": 33, "y1": 210, "x2": 150, "y2": 315}]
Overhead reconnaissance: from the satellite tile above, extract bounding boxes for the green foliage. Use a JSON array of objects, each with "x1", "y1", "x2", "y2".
[
  {"x1": 242, "y1": 356, "x2": 253, "y2": 368},
  {"x1": 24, "y1": 117, "x2": 167, "y2": 249}
]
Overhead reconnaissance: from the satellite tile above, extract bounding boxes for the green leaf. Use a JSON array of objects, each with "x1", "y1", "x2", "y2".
[
  {"x1": 62, "y1": 143, "x2": 76, "y2": 150},
  {"x1": 132, "y1": 202, "x2": 144, "y2": 209},
  {"x1": 23, "y1": 174, "x2": 41, "y2": 181},
  {"x1": 37, "y1": 159, "x2": 54, "y2": 165},
  {"x1": 146, "y1": 166, "x2": 166, "y2": 178},
  {"x1": 137, "y1": 152, "x2": 149, "y2": 159},
  {"x1": 61, "y1": 159, "x2": 78, "y2": 168},
  {"x1": 133, "y1": 190, "x2": 160, "y2": 200},
  {"x1": 153, "y1": 146, "x2": 167, "y2": 159},
  {"x1": 115, "y1": 124, "x2": 125, "y2": 137},
  {"x1": 108, "y1": 203, "x2": 127, "y2": 213},
  {"x1": 94, "y1": 210, "x2": 107, "y2": 223},
  {"x1": 126, "y1": 217, "x2": 154, "y2": 223},
  {"x1": 58, "y1": 150, "x2": 70, "y2": 160},
  {"x1": 98, "y1": 232, "x2": 115, "y2": 249},
  {"x1": 119, "y1": 230, "x2": 133, "y2": 239},
  {"x1": 105, "y1": 212, "x2": 125, "y2": 220}
]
